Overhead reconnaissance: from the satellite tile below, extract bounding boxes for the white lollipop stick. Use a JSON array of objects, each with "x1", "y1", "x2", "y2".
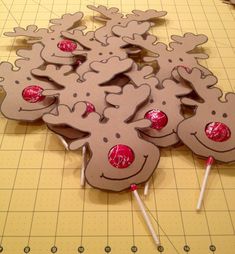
[
  {"x1": 80, "y1": 146, "x2": 86, "y2": 187},
  {"x1": 144, "y1": 180, "x2": 150, "y2": 196},
  {"x1": 56, "y1": 135, "x2": 69, "y2": 150},
  {"x1": 131, "y1": 184, "x2": 160, "y2": 245},
  {"x1": 196, "y1": 156, "x2": 214, "y2": 211}
]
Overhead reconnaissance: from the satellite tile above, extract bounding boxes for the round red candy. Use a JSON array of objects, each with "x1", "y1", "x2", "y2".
[
  {"x1": 57, "y1": 39, "x2": 77, "y2": 52},
  {"x1": 85, "y1": 102, "x2": 95, "y2": 114},
  {"x1": 145, "y1": 109, "x2": 168, "y2": 130},
  {"x1": 205, "y1": 122, "x2": 231, "y2": 142},
  {"x1": 108, "y1": 144, "x2": 135, "y2": 168},
  {"x1": 75, "y1": 59, "x2": 83, "y2": 66},
  {"x1": 82, "y1": 102, "x2": 95, "y2": 117},
  {"x1": 22, "y1": 86, "x2": 45, "y2": 103}
]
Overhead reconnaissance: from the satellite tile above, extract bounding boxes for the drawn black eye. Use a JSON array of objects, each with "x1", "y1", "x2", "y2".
[
  {"x1": 15, "y1": 80, "x2": 20, "y2": 84},
  {"x1": 115, "y1": 133, "x2": 121, "y2": 138},
  {"x1": 155, "y1": 85, "x2": 158, "y2": 89},
  {"x1": 109, "y1": 52, "x2": 113, "y2": 55},
  {"x1": 211, "y1": 110, "x2": 216, "y2": 115},
  {"x1": 51, "y1": 38, "x2": 55, "y2": 40},
  {"x1": 73, "y1": 93, "x2": 77, "y2": 97},
  {"x1": 86, "y1": 92, "x2": 90, "y2": 97},
  {"x1": 99, "y1": 52, "x2": 103, "y2": 55},
  {"x1": 103, "y1": 137, "x2": 108, "y2": 143},
  {"x1": 223, "y1": 113, "x2": 228, "y2": 118},
  {"x1": 179, "y1": 58, "x2": 183, "y2": 62},
  {"x1": 168, "y1": 59, "x2": 172, "y2": 63},
  {"x1": 150, "y1": 99, "x2": 154, "y2": 103},
  {"x1": 118, "y1": 22, "x2": 121, "y2": 24},
  {"x1": 27, "y1": 77, "x2": 31, "y2": 81},
  {"x1": 162, "y1": 101, "x2": 166, "y2": 105}
]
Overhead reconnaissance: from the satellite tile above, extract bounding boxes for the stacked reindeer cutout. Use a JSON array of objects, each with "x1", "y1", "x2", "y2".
[{"x1": 1, "y1": 4, "x2": 235, "y2": 246}]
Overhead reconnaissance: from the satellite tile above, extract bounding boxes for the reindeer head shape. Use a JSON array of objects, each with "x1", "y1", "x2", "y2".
[
  {"x1": 61, "y1": 21, "x2": 151, "y2": 77},
  {"x1": 43, "y1": 85, "x2": 160, "y2": 191},
  {"x1": 126, "y1": 64, "x2": 192, "y2": 147},
  {"x1": 0, "y1": 43, "x2": 57, "y2": 121},
  {"x1": 124, "y1": 33, "x2": 211, "y2": 84},
  {"x1": 4, "y1": 12, "x2": 85, "y2": 65},
  {"x1": 87, "y1": 5, "x2": 167, "y2": 43},
  {"x1": 177, "y1": 67, "x2": 235, "y2": 163},
  {"x1": 32, "y1": 57, "x2": 133, "y2": 115}
]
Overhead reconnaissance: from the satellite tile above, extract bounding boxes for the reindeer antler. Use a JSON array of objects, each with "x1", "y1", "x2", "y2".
[
  {"x1": 126, "y1": 9, "x2": 167, "y2": 21},
  {"x1": 15, "y1": 43, "x2": 44, "y2": 69},
  {"x1": 123, "y1": 33, "x2": 165, "y2": 55},
  {"x1": 43, "y1": 103, "x2": 101, "y2": 133},
  {"x1": 178, "y1": 67, "x2": 221, "y2": 105},
  {"x1": 104, "y1": 84, "x2": 150, "y2": 121},
  {"x1": 225, "y1": 93, "x2": 235, "y2": 107},
  {"x1": 169, "y1": 33, "x2": 209, "y2": 58},
  {"x1": 0, "y1": 62, "x2": 14, "y2": 84},
  {"x1": 32, "y1": 65, "x2": 79, "y2": 87},
  {"x1": 112, "y1": 21, "x2": 150, "y2": 38},
  {"x1": 87, "y1": 5, "x2": 123, "y2": 21},
  {"x1": 82, "y1": 57, "x2": 133, "y2": 84},
  {"x1": 4, "y1": 25, "x2": 48, "y2": 39},
  {"x1": 50, "y1": 12, "x2": 84, "y2": 33},
  {"x1": 107, "y1": 21, "x2": 151, "y2": 48},
  {"x1": 4, "y1": 12, "x2": 84, "y2": 40},
  {"x1": 125, "y1": 63, "x2": 159, "y2": 87}
]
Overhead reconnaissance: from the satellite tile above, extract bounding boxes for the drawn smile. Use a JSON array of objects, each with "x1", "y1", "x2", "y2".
[
  {"x1": 191, "y1": 132, "x2": 235, "y2": 153},
  {"x1": 140, "y1": 129, "x2": 176, "y2": 139},
  {"x1": 18, "y1": 98, "x2": 56, "y2": 112},
  {"x1": 100, "y1": 155, "x2": 148, "y2": 181},
  {"x1": 52, "y1": 53, "x2": 74, "y2": 58}
]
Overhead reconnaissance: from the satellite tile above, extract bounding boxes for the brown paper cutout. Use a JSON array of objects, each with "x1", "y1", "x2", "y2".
[
  {"x1": 61, "y1": 21, "x2": 150, "y2": 78},
  {"x1": 0, "y1": 43, "x2": 57, "y2": 121},
  {"x1": 42, "y1": 84, "x2": 160, "y2": 191},
  {"x1": 126, "y1": 63, "x2": 192, "y2": 147},
  {"x1": 4, "y1": 12, "x2": 85, "y2": 65},
  {"x1": 123, "y1": 33, "x2": 211, "y2": 85},
  {"x1": 177, "y1": 67, "x2": 235, "y2": 163},
  {"x1": 87, "y1": 5, "x2": 167, "y2": 43}
]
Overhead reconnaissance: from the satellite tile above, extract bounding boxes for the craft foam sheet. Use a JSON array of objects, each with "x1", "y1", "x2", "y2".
[{"x1": 0, "y1": 0, "x2": 235, "y2": 254}]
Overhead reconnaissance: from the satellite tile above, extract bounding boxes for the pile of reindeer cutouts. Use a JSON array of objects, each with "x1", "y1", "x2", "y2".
[{"x1": 1, "y1": 5, "x2": 235, "y2": 193}]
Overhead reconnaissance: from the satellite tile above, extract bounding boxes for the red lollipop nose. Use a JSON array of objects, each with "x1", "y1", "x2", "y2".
[
  {"x1": 57, "y1": 39, "x2": 77, "y2": 52},
  {"x1": 205, "y1": 122, "x2": 231, "y2": 142},
  {"x1": 22, "y1": 85, "x2": 45, "y2": 103},
  {"x1": 108, "y1": 144, "x2": 135, "y2": 168},
  {"x1": 82, "y1": 102, "x2": 96, "y2": 117},
  {"x1": 144, "y1": 109, "x2": 168, "y2": 130}
]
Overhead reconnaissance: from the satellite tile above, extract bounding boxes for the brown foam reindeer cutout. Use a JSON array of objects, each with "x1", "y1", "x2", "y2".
[
  {"x1": 87, "y1": 5, "x2": 167, "y2": 43},
  {"x1": 0, "y1": 43, "x2": 57, "y2": 121},
  {"x1": 177, "y1": 67, "x2": 235, "y2": 209},
  {"x1": 4, "y1": 12, "x2": 85, "y2": 65},
  {"x1": 124, "y1": 33, "x2": 211, "y2": 85},
  {"x1": 61, "y1": 21, "x2": 150, "y2": 78},
  {"x1": 126, "y1": 63, "x2": 192, "y2": 147},
  {"x1": 42, "y1": 84, "x2": 160, "y2": 191}
]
